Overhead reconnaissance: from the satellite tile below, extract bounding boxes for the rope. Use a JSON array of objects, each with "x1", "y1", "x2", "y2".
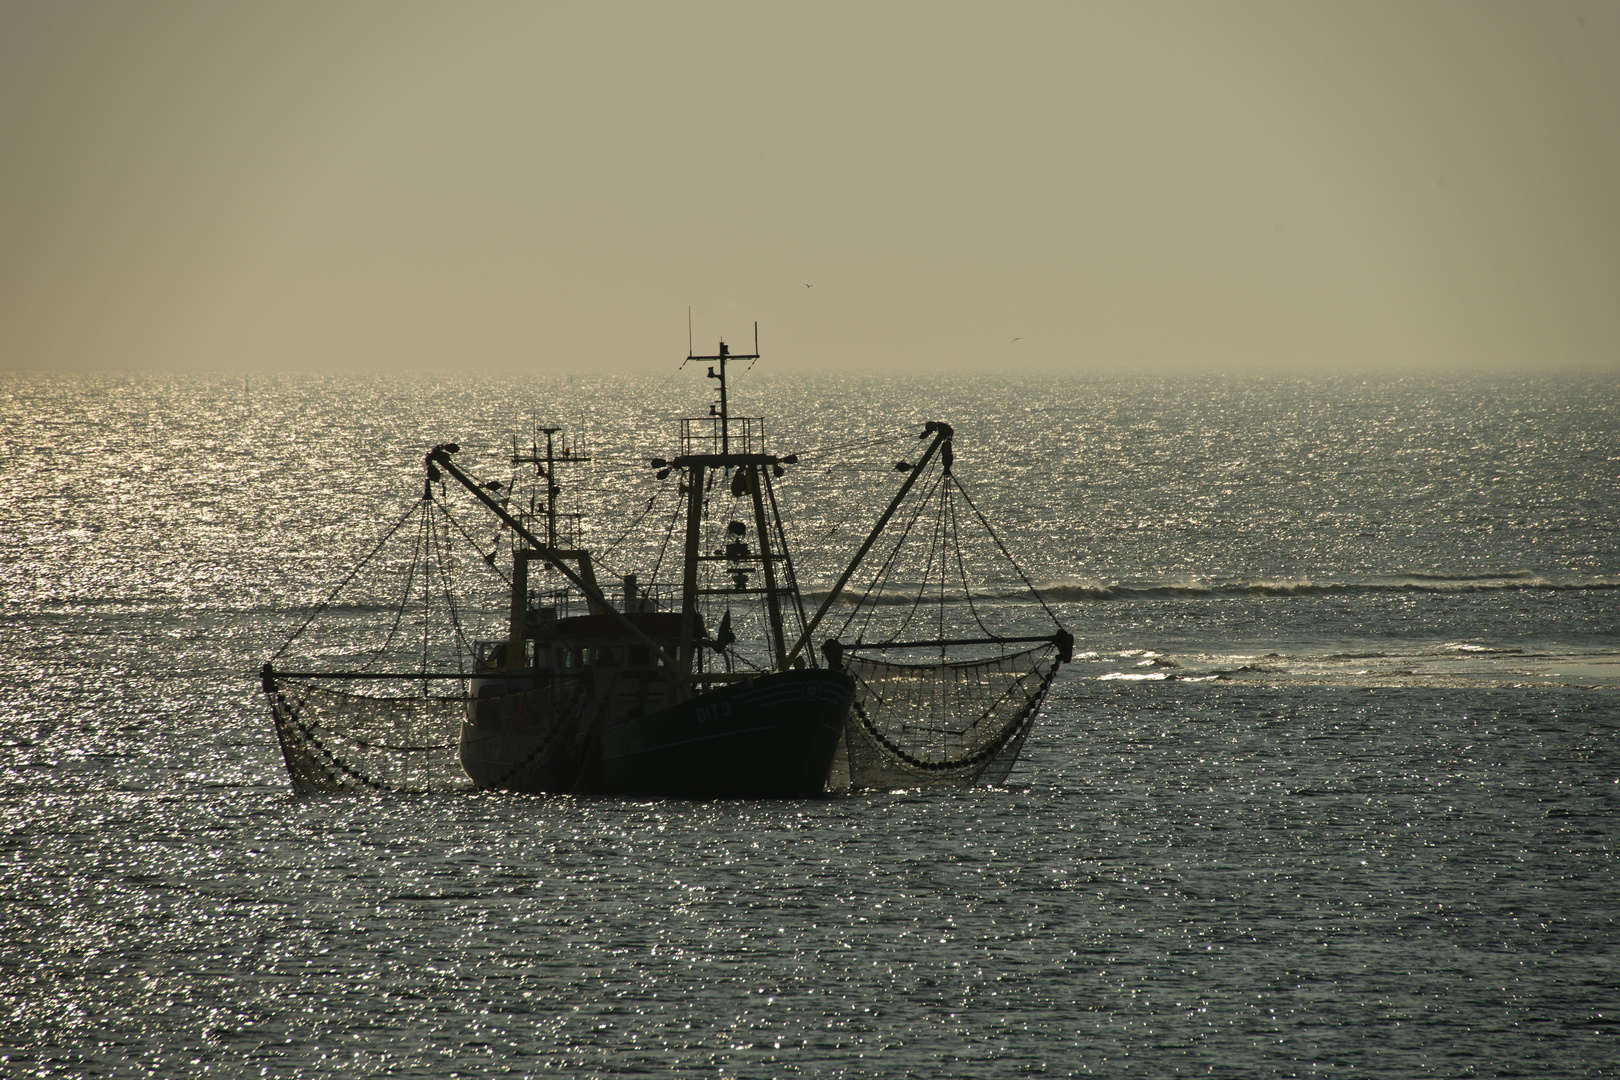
[
  {"x1": 439, "y1": 501, "x2": 509, "y2": 586},
  {"x1": 795, "y1": 433, "x2": 901, "y2": 459},
  {"x1": 837, "y1": 468, "x2": 945, "y2": 643},
  {"x1": 596, "y1": 469, "x2": 673, "y2": 565},
  {"x1": 649, "y1": 495, "x2": 684, "y2": 584},
  {"x1": 850, "y1": 695, "x2": 1032, "y2": 773},
  {"x1": 948, "y1": 473, "x2": 1064, "y2": 630},
  {"x1": 761, "y1": 469, "x2": 812, "y2": 648},
  {"x1": 428, "y1": 503, "x2": 472, "y2": 682},
  {"x1": 420, "y1": 505, "x2": 434, "y2": 692},
  {"x1": 948, "y1": 488, "x2": 995, "y2": 639},
  {"x1": 269, "y1": 498, "x2": 423, "y2": 662},
  {"x1": 842, "y1": 647, "x2": 1056, "y2": 780},
  {"x1": 361, "y1": 504, "x2": 428, "y2": 673},
  {"x1": 268, "y1": 677, "x2": 466, "y2": 795},
  {"x1": 812, "y1": 482, "x2": 883, "y2": 540},
  {"x1": 890, "y1": 477, "x2": 949, "y2": 645}
]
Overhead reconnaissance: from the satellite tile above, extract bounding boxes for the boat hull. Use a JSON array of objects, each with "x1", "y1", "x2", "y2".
[{"x1": 459, "y1": 667, "x2": 854, "y2": 799}]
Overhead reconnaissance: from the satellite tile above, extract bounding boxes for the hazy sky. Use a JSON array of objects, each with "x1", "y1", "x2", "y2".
[{"x1": 2, "y1": 1, "x2": 1617, "y2": 375}]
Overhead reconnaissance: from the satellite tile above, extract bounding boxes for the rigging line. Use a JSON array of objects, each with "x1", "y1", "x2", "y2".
[
  {"x1": 837, "y1": 468, "x2": 945, "y2": 642},
  {"x1": 948, "y1": 487, "x2": 995, "y2": 639},
  {"x1": 796, "y1": 433, "x2": 901, "y2": 458},
  {"x1": 648, "y1": 491, "x2": 684, "y2": 585},
  {"x1": 438, "y1": 501, "x2": 510, "y2": 586},
  {"x1": 845, "y1": 467, "x2": 944, "y2": 643},
  {"x1": 936, "y1": 483, "x2": 949, "y2": 649},
  {"x1": 813, "y1": 475, "x2": 883, "y2": 539},
  {"x1": 589, "y1": 457, "x2": 680, "y2": 470},
  {"x1": 429, "y1": 503, "x2": 472, "y2": 676},
  {"x1": 762, "y1": 468, "x2": 812, "y2": 643},
  {"x1": 609, "y1": 356, "x2": 696, "y2": 423},
  {"x1": 268, "y1": 498, "x2": 422, "y2": 663},
  {"x1": 949, "y1": 473, "x2": 1065, "y2": 629},
  {"x1": 892, "y1": 478, "x2": 950, "y2": 644},
  {"x1": 421, "y1": 501, "x2": 436, "y2": 695},
  {"x1": 596, "y1": 471, "x2": 673, "y2": 564},
  {"x1": 938, "y1": 489, "x2": 948, "y2": 655},
  {"x1": 364, "y1": 504, "x2": 430, "y2": 673}
]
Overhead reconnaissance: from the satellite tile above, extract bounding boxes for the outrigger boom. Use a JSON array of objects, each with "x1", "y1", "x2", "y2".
[
  {"x1": 427, "y1": 444, "x2": 683, "y2": 677},
  {"x1": 784, "y1": 420, "x2": 954, "y2": 668}
]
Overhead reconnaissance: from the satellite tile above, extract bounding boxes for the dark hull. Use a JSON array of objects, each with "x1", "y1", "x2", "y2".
[{"x1": 459, "y1": 667, "x2": 853, "y2": 799}]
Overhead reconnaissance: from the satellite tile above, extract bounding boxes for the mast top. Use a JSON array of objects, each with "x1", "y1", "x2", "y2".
[
  {"x1": 684, "y1": 322, "x2": 760, "y2": 460},
  {"x1": 685, "y1": 321, "x2": 759, "y2": 364}
]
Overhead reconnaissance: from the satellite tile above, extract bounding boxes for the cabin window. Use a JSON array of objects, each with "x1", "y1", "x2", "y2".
[
  {"x1": 594, "y1": 646, "x2": 623, "y2": 667},
  {"x1": 627, "y1": 643, "x2": 650, "y2": 667}
]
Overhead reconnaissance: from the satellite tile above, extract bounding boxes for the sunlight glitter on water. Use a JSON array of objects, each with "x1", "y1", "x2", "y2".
[{"x1": 2, "y1": 372, "x2": 1617, "y2": 1077}]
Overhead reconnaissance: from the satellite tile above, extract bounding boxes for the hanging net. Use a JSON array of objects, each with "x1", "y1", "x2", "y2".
[
  {"x1": 262, "y1": 488, "x2": 510, "y2": 796},
  {"x1": 818, "y1": 424, "x2": 1073, "y2": 791},
  {"x1": 266, "y1": 673, "x2": 472, "y2": 795},
  {"x1": 832, "y1": 641, "x2": 1062, "y2": 791}
]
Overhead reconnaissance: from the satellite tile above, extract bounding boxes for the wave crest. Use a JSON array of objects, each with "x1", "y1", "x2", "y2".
[{"x1": 1033, "y1": 574, "x2": 1618, "y2": 602}]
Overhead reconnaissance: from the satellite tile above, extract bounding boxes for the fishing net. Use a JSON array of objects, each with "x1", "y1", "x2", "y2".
[
  {"x1": 836, "y1": 641, "x2": 1061, "y2": 790},
  {"x1": 266, "y1": 674, "x2": 472, "y2": 795}
]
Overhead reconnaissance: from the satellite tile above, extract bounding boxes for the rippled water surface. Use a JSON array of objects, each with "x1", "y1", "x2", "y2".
[{"x1": 2, "y1": 372, "x2": 1616, "y2": 1077}]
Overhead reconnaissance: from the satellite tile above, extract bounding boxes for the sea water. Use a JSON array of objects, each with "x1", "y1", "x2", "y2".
[{"x1": 1, "y1": 371, "x2": 1615, "y2": 1077}]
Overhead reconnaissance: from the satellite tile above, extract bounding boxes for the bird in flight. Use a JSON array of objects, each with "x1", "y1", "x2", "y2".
[{"x1": 1011, "y1": 336, "x2": 1023, "y2": 343}]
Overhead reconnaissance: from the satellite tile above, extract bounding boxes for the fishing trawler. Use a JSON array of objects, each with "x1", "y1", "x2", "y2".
[{"x1": 262, "y1": 331, "x2": 1072, "y2": 798}]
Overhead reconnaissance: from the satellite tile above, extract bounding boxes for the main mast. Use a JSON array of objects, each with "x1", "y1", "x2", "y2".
[{"x1": 665, "y1": 325, "x2": 807, "y2": 700}]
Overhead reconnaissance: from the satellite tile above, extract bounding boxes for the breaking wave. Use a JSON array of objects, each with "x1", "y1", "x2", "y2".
[
  {"x1": 806, "y1": 573, "x2": 1617, "y2": 605},
  {"x1": 1031, "y1": 573, "x2": 1620, "y2": 602}
]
